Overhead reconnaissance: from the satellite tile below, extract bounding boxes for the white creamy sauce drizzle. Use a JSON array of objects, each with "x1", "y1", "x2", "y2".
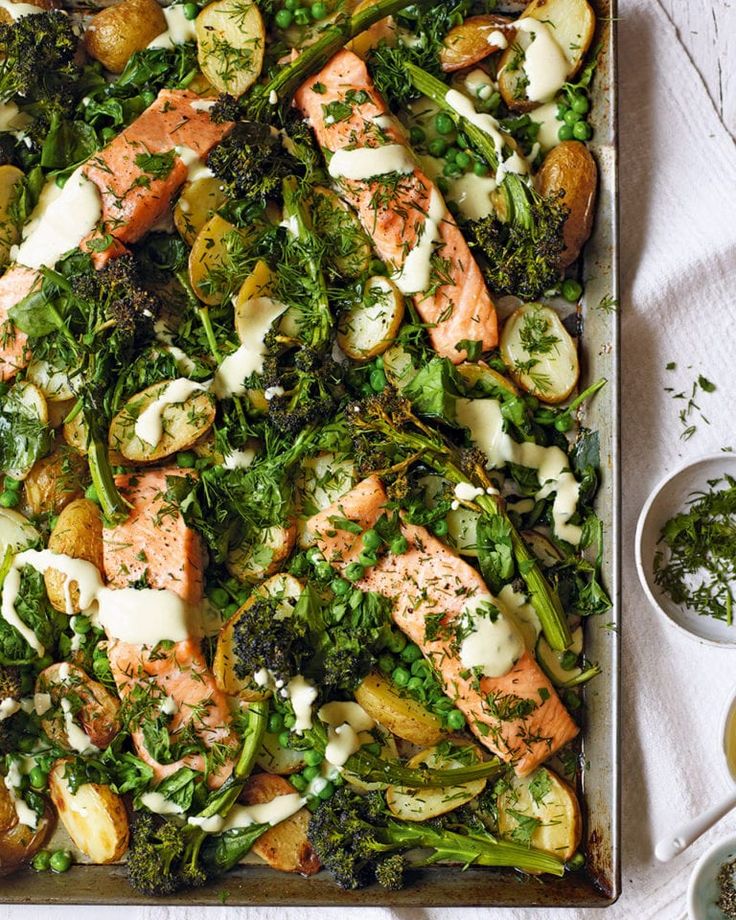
[
  {"x1": 515, "y1": 18, "x2": 569, "y2": 103},
  {"x1": 175, "y1": 145, "x2": 214, "y2": 184},
  {"x1": 190, "y1": 99, "x2": 216, "y2": 113},
  {"x1": 160, "y1": 695, "x2": 178, "y2": 716},
  {"x1": 328, "y1": 144, "x2": 415, "y2": 181},
  {"x1": 148, "y1": 4, "x2": 197, "y2": 49},
  {"x1": 318, "y1": 701, "x2": 374, "y2": 768},
  {"x1": 33, "y1": 692, "x2": 51, "y2": 716},
  {"x1": 528, "y1": 101, "x2": 562, "y2": 152},
  {"x1": 4, "y1": 757, "x2": 37, "y2": 828},
  {"x1": 392, "y1": 186, "x2": 445, "y2": 295},
  {"x1": 456, "y1": 398, "x2": 582, "y2": 544},
  {"x1": 164, "y1": 344, "x2": 197, "y2": 376},
  {"x1": 14, "y1": 167, "x2": 102, "y2": 270},
  {"x1": 488, "y1": 29, "x2": 508, "y2": 49},
  {"x1": 0, "y1": 0, "x2": 45, "y2": 19},
  {"x1": 134, "y1": 377, "x2": 211, "y2": 447},
  {"x1": 189, "y1": 793, "x2": 305, "y2": 833},
  {"x1": 454, "y1": 482, "x2": 484, "y2": 503},
  {"x1": 0, "y1": 697, "x2": 20, "y2": 721},
  {"x1": 419, "y1": 154, "x2": 496, "y2": 222},
  {"x1": 463, "y1": 68, "x2": 496, "y2": 101},
  {"x1": 61, "y1": 697, "x2": 99, "y2": 755},
  {"x1": 140, "y1": 790, "x2": 184, "y2": 816},
  {"x1": 497, "y1": 584, "x2": 541, "y2": 651},
  {"x1": 213, "y1": 297, "x2": 287, "y2": 398},
  {"x1": 223, "y1": 447, "x2": 256, "y2": 470},
  {"x1": 268, "y1": 90, "x2": 279, "y2": 105},
  {"x1": 458, "y1": 593, "x2": 524, "y2": 678},
  {"x1": 285, "y1": 675, "x2": 318, "y2": 734}
]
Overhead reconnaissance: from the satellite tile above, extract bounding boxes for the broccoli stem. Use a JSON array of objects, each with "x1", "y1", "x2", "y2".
[
  {"x1": 85, "y1": 412, "x2": 131, "y2": 524},
  {"x1": 564, "y1": 377, "x2": 607, "y2": 416},
  {"x1": 254, "y1": 0, "x2": 437, "y2": 111},
  {"x1": 557, "y1": 663, "x2": 602, "y2": 689},
  {"x1": 345, "y1": 748, "x2": 504, "y2": 789}
]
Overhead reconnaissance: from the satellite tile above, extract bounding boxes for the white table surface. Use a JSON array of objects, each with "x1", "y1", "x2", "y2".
[{"x1": 4, "y1": 1, "x2": 736, "y2": 918}]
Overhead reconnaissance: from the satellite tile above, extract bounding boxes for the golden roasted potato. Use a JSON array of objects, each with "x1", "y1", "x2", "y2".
[
  {"x1": 337, "y1": 276, "x2": 404, "y2": 362},
  {"x1": 256, "y1": 732, "x2": 307, "y2": 775},
  {"x1": 354, "y1": 673, "x2": 445, "y2": 747},
  {"x1": 386, "y1": 744, "x2": 487, "y2": 821},
  {"x1": 0, "y1": 804, "x2": 54, "y2": 877},
  {"x1": 189, "y1": 214, "x2": 242, "y2": 304},
  {"x1": 44, "y1": 499, "x2": 104, "y2": 614},
  {"x1": 214, "y1": 573, "x2": 302, "y2": 697},
  {"x1": 0, "y1": 507, "x2": 39, "y2": 559},
  {"x1": 498, "y1": 0, "x2": 595, "y2": 111},
  {"x1": 196, "y1": 0, "x2": 265, "y2": 97},
  {"x1": 3, "y1": 382, "x2": 48, "y2": 481},
  {"x1": 456, "y1": 361, "x2": 519, "y2": 397},
  {"x1": 46, "y1": 397, "x2": 76, "y2": 431},
  {"x1": 108, "y1": 380, "x2": 216, "y2": 463},
  {"x1": 0, "y1": 165, "x2": 24, "y2": 269},
  {"x1": 497, "y1": 766, "x2": 582, "y2": 861},
  {"x1": 63, "y1": 408, "x2": 88, "y2": 454},
  {"x1": 37, "y1": 663, "x2": 120, "y2": 750},
  {"x1": 174, "y1": 175, "x2": 228, "y2": 246},
  {"x1": 226, "y1": 522, "x2": 297, "y2": 584},
  {"x1": 500, "y1": 303, "x2": 579, "y2": 403},
  {"x1": 309, "y1": 187, "x2": 371, "y2": 280},
  {"x1": 22, "y1": 444, "x2": 86, "y2": 517},
  {"x1": 537, "y1": 140, "x2": 598, "y2": 267},
  {"x1": 240, "y1": 773, "x2": 320, "y2": 875},
  {"x1": 440, "y1": 15, "x2": 512, "y2": 72},
  {"x1": 84, "y1": 0, "x2": 167, "y2": 74},
  {"x1": 49, "y1": 760, "x2": 129, "y2": 863},
  {"x1": 0, "y1": 783, "x2": 17, "y2": 835}
]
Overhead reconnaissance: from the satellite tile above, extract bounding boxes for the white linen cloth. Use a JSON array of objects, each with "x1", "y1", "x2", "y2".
[{"x1": 3, "y1": 0, "x2": 736, "y2": 918}]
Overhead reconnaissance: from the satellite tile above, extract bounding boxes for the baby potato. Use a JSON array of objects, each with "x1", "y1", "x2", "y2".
[
  {"x1": 0, "y1": 507, "x2": 39, "y2": 560},
  {"x1": 37, "y1": 663, "x2": 121, "y2": 750},
  {"x1": 49, "y1": 760, "x2": 129, "y2": 864},
  {"x1": 226, "y1": 521, "x2": 297, "y2": 584},
  {"x1": 0, "y1": 783, "x2": 17, "y2": 836},
  {"x1": 189, "y1": 214, "x2": 242, "y2": 304},
  {"x1": 44, "y1": 499, "x2": 104, "y2": 614},
  {"x1": 537, "y1": 140, "x2": 598, "y2": 267},
  {"x1": 354, "y1": 672, "x2": 445, "y2": 747},
  {"x1": 0, "y1": 804, "x2": 54, "y2": 877},
  {"x1": 63, "y1": 409, "x2": 88, "y2": 454},
  {"x1": 440, "y1": 14, "x2": 513, "y2": 72},
  {"x1": 337, "y1": 276, "x2": 404, "y2": 362},
  {"x1": 386, "y1": 744, "x2": 487, "y2": 821},
  {"x1": 3, "y1": 381, "x2": 48, "y2": 481},
  {"x1": 85, "y1": 0, "x2": 167, "y2": 73},
  {"x1": 174, "y1": 175, "x2": 228, "y2": 246},
  {"x1": 196, "y1": 0, "x2": 265, "y2": 97},
  {"x1": 22, "y1": 443, "x2": 86, "y2": 517}
]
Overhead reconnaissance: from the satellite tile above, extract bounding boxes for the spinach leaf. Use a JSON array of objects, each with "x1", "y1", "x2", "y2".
[
  {"x1": 476, "y1": 515, "x2": 515, "y2": 593},
  {"x1": 403, "y1": 357, "x2": 460, "y2": 421},
  {"x1": 0, "y1": 566, "x2": 61, "y2": 665}
]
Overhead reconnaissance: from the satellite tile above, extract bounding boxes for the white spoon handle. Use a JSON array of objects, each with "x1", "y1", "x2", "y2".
[{"x1": 655, "y1": 791, "x2": 736, "y2": 862}]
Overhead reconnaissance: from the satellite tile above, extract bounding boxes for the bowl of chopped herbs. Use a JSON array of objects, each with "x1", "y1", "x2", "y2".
[
  {"x1": 688, "y1": 833, "x2": 736, "y2": 920},
  {"x1": 636, "y1": 455, "x2": 736, "y2": 645}
]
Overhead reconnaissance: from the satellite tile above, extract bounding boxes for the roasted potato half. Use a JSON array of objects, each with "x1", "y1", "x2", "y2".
[
  {"x1": 256, "y1": 731, "x2": 308, "y2": 776},
  {"x1": 3, "y1": 382, "x2": 48, "y2": 481},
  {"x1": 337, "y1": 276, "x2": 404, "y2": 362},
  {"x1": 500, "y1": 303, "x2": 579, "y2": 403},
  {"x1": 354, "y1": 672, "x2": 445, "y2": 747},
  {"x1": 386, "y1": 744, "x2": 487, "y2": 821},
  {"x1": 189, "y1": 214, "x2": 242, "y2": 304},
  {"x1": 49, "y1": 760, "x2": 129, "y2": 863},
  {"x1": 296, "y1": 451, "x2": 356, "y2": 547},
  {"x1": 0, "y1": 507, "x2": 39, "y2": 559},
  {"x1": 84, "y1": 0, "x2": 167, "y2": 73},
  {"x1": 22, "y1": 444, "x2": 86, "y2": 517},
  {"x1": 0, "y1": 783, "x2": 17, "y2": 835},
  {"x1": 174, "y1": 175, "x2": 228, "y2": 246},
  {"x1": 497, "y1": 766, "x2": 582, "y2": 861},
  {"x1": 196, "y1": 0, "x2": 265, "y2": 97},
  {"x1": 240, "y1": 773, "x2": 320, "y2": 875},
  {"x1": 440, "y1": 14, "x2": 512, "y2": 72},
  {"x1": 498, "y1": 0, "x2": 595, "y2": 111},
  {"x1": 226, "y1": 522, "x2": 296, "y2": 584},
  {"x1": 44, "y1": 499, "x2": 104, "y2": 614},
  {"x1": 214, "y1": 573, "x2": 302, "y2": 697},
  {"x1": 37, "y1": 663, "x2": 121, "y2": 750},
  {"x1": 0, "y1": 804, "x2": 54, "y2": 877},
  {"x1": 109, "y1": 380, "x2": 216, "y2": 463},
  {"x1": 537, "y1": 140, "x2": 598, "y2": 267}
]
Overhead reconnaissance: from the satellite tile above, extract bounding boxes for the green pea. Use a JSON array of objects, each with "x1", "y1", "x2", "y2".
[
  {"x1": 4, "y1": 476, "x2": 20, "y2": 492},
  {"x1": 283, "y1": 713, "x2": 296, "y2": 729},
  {"x1": 84, "y1": 483, "x2": 99, "y2": 503},
  {"x1": 455, "y1": 150, "x2": 472, "y2": 170},
  {"x1": 315, "y1": 561, "x2": 333, "y2": 579},
  {"x1": 345, "y1": 562, "x2": 365, "y2": 582},
  {"x1": 72, "y1": 615, "x2": 92, "y2": 635},
  {"x1": 573, "y1": 120, "x2": 593, "y2": 141},
  {"x1": 268, "y1": 712, "x2": 284, "y2": 734},
  {"x1": 432, "y1": 518, "x2": 449, "y2": 536},
  {"x1": 400, "y1": 643, "x2": 422, "y2": 664},
  {"x1": 0, "y1": 491, "x2": 19, "y2": 508},
  {"x1": 473, "y1": 160, "x2": 489, "y2": 177},
  {"x1": 409, "y1": 125, "x2": 426, "y2": 146},
  {"x1": 556, "y1": 102, "x2": 569, "y2": 119},
  {"x1": 223, "y1": 602, "x2": 239, "y2": 618},
  {"x1": 182, "y1": 2, "x2": 199, "y2": 19},
  {"x1": 370, "y1": 368, "x2": 387, "y2": 391},
  {"x1": 311, "y1": 1, "x2": 327, "y2": 19},
  {"x1": 358, "y1": 550, "x2": 377, "y2": 567},
  {"x1": 304, "y1": 748, "x2": 324, "y2": 767},
  {"x1": 100, "y1": 127, "x2": 116, "y2": 143},
  {"x1": 378, "y1": 653, "x2": 395, "y2": 675},
  {"x1": 571, "y1": 94, "x2": 589, "y2": 115},
  {"x1": 444, "y1": 146, "x2": 459, "y2": 163},
  {"x1": 427, "y1": 137, "x2": 447, "y2": 158},
  {"x1": 275, "y1": 7, "x2": 294, "y2": 26},
  {"x1": 443, "y1": 162, "x2": 462, "y2": 179},
  {"x1": 406, "y1": 676, "x2": 424, "y2": 694},
  {"x1": 306, "y1": 547, "x2": 324, "y2": 565},
  {"x1": 278, "y1": 730, "x2": 292, "y2": 748},
  {"x1": 433, "y1": 696, "x2": 454, "y2": 712},
  {"x1": 561, "y1": 278, "x2": 583, "y2": 302},
  {"x1": 446, "y1": 709, "x2": 466, "y2": 730},
  {"x1": 563, "y1": 108, "x2": 582, "y2": 126},
  {"x1": 390, "y1": 536, "x2": 408, "y2": 555},
  {"x1": 290, "y1": 773, "x2": 307, "y2": 791},
  {"x1": 554, "y1": 414, "x2": 573, "y2": 433},
  {"x1": 411, "y1": 659, "x2": 430, "y2": 678},
  {"x1": 29, "y1": 766, "x2": 48, "y2": 791},
  {"x1": 302, "y1": 764, "x2": 320, "y2": 781},
  {"x1": 331, "y1": 576, "x2": 350, "y2": 596},
  {"x1": 364, "y1": 741, "x2": 381, "y2": 756},
  {"x1": 32, "y1": 850, "x2": 51, "y2": 872},
  {"x1": 50, "y1": 850, "x2": 72, "y2": 873},
  {"x1": 284, "y1": 0, "x2": 299, "y2": 8},
  {"x1": 567, "y1": 852, "x2": 585, "y2": 871},
  {"x1": 435, "y1": 112, "x2": 454, "y2": 135},
  {"x1": 208, "y1": 587, "x2": 229, "y2": 609},
  {"x1": 362, "y1": 529, "x2": 382, "y2": 552},
  {"x1": 392, "y1": 666, "x2": 410, "y2": 687},
  {"x1": 176, "y1": 451, "x2": 196, "y2": 468},
  {"x1": 456, "y1": 132, "x2": 469, "y2": 149},
  {"x1": 558, "y1": 124, "x2": 574, "y2": 142},
  {"x1": 385, "y1": 630, "x2": 407, "y2": 654},
  {"x1": 294, "y1": 7, "x2": 309, "y2": 24},
  {"x1": 317, "y1": 780, "x2": 334, "y2": 800}
]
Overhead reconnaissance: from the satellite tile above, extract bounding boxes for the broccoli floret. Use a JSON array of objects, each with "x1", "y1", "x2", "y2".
[
  {"x1": 0, "y1": 12, "x2": 78, "y2": 105},
  {"x1": 265, "y1": 349, "x2": 344, "y2": 437},
  {"x1": 126, "y1": 813, "x2": 207, "y2": 896},
  {"x1": 232, "y1": 596, "x2": 309, "y2": 683},
  {"x1": 75, "y1": 254, "x2": 161, "y2": 341}
]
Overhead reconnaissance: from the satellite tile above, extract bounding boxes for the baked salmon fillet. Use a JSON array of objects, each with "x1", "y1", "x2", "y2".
[
  {"x1": 308, "y1": 475, "x2": 578, "y2": 776},
  {"x1": 295, "y1": 49, "x2": 498, "y2": 364}
]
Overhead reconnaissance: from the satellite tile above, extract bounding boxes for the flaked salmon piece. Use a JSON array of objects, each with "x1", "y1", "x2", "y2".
[
  {"x1": 103, "y1": 468, "x2": 204, "y2": 606},
  {"x1": 106, "y1": 637, "x2": 237, "y2": 788},
  {"x1": 0, "y1": 266, "x2": 38, "y2": 380},
  {"x1": 309, "y1": 476, "x2": 578, "y2": 776},
  {"x1": 82, "y1": 89, "x2": 233, "y2": 264},
  {"x1": 295, "y1": 50, "x2": 498, "y2": 363}
]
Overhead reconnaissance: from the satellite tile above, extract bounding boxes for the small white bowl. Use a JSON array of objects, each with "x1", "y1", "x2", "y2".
[
  {"x1": 635, "y1": 454, "x2": 736, "y2": 646},
  {"x1": 688, "y1": 832, "x2": 736, "y2": 920}
]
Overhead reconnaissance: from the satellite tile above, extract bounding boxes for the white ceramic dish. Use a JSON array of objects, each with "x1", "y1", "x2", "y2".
[
  {"x1": 688, "y1": 833, "x2": 736, "y2": 920},
  {"x1": 635, "y1": 454, "x2": 736, "y2": 646}
]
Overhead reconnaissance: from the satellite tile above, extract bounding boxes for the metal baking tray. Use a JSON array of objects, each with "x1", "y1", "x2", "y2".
[{"x1": 1, "y1": 0, "x2": 619, "y2": 905}]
